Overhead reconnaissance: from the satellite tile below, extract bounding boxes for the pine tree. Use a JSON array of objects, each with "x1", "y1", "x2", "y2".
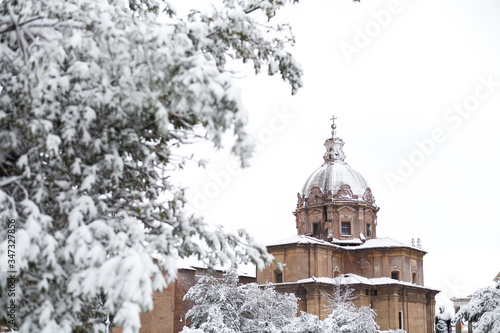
[{"x1": 455, "y1": 282, "x2": 500, "y2": 333}]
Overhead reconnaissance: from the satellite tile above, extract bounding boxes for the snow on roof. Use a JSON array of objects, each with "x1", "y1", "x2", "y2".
[
  {"x1": 331, "y1": 237, "x2": 363, "y2": 245},
  {"x1": 177, "y1": 262, "x2": 197, "y2": 271},
  {"x1": 267, "y1": 235, "x2": 340, "y2": 248},
  {"x1": 176, "y1": 258, "x2": 256, "y2": 277},
  {"x1": 294, "y1": 273, "x2": 438, "y2": 291},
  {"x1": 352, "y1": 237, "x2": 424, "y2": 252},
  {"x1": 268, "y1": 235, "x2": 425, "y2": 253}
]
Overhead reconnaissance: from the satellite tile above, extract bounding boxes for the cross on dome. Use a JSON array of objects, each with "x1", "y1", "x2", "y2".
[
  {"x1": 330, "y1": 115, "x2": 337, "y2": 138},
  {"x1": 323, "y1": 116, "x2": 346, "y2": 163}
]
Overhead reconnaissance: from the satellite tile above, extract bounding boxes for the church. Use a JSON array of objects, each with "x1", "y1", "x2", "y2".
[
  {"x1": 256, "y1": 119, "x2": 439, "y2": 333},
  {"x1": 124, "y1": 119, "x2": 439, "y2": 333}
]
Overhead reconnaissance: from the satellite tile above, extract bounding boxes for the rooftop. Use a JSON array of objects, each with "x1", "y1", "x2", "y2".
[
  {"x1": 268, "y1": 235, "x2": 426, "y2": 253},
  {"x1": 292, "y1": 273, "x2": 439, "y2": 291}
]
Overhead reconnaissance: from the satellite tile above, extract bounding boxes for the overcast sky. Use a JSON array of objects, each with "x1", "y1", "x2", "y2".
[{"x1": 175, "y1": 0, "x2": 500, "y2": 312}]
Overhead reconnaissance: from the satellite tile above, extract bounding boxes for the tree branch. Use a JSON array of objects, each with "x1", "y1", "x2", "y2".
[
  {"x1": 0, "y1": 15, "x2": 43, "y2": 35},
  {"x1": 7, "y1": 3, "x2": 27, "y2": 60}
]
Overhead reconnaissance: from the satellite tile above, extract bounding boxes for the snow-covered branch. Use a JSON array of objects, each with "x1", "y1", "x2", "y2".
[{"x1": 0, "y1": 0, "x2": 302, "y2": 332}]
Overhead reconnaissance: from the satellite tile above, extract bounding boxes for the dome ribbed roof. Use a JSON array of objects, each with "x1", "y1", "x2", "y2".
[{"x1": 301, "y1": 162, "x2": 369, "y2": 198}]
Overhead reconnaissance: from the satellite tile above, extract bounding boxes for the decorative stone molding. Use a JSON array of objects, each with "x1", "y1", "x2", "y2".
[
  {"x1": 362, "y1": 188, "x2": 376, "y2": 205},
  {"x1": 297, "y1": 192, "x2": 305, "y2": 206},
  {"x1": 334, "y1": 184, "x2": 356, "y2": 200},
  {"x1": 338, "y1": 206, "x2": 356, "y2": 213},
  {"x1": 306, "y1": 186, "x2": 325, "y2": 204}
]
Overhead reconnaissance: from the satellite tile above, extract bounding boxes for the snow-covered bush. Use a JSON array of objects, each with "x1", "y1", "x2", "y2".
[
  {"x1": 323, "y1": 302, "x2": 378, "y2": 333},
  {"x1": 322, "y1": 283, "x2": 378, "y2": 333},
  {"x1": 0, "y1": 1, "x2": 302, "y2": 332},
  {"x1": 182, "y1": 269, "x2": 298, "y2": 333},
  {"x1": 283, "y1": 312, "x2": 325, "y2": 333},
  {"x1": 182, "y1": 271, "x2": 383, "y2": 333},
  {"x1": 455, "y1": 282, "x2": 500, "y2": 333}
]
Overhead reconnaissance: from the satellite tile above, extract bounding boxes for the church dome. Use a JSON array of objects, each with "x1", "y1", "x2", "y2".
[
  {"x1": 299, "y1": 118, "x2": 375, "y2": 206},
  {"x1": 301, "y1": 162, "x2": 369, "y2": 199}
]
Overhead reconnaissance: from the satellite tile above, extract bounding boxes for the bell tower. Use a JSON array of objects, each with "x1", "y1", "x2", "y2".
[{"x1": 294, "y1": 117, "x2": 379, "y2": 243}]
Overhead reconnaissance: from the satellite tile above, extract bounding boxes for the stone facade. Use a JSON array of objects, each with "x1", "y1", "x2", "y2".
[
  {"x1": 257, "y1": 237, "x2": 438, "y2": 332},
  {"x1": 271, "y1": 280, "x2": 436, "y2": 332},
  {"x1": 258, "y1": 240, "x2": 426, "y2": 286}
]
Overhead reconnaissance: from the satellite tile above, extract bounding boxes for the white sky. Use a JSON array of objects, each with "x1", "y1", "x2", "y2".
[{"x1": 174, "y1": 0, "x2": 500, "y2": 312}]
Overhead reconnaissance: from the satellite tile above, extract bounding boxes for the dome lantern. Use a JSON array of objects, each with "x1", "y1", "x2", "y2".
[{"x1": 323, "y1": 115, "x2": 346, "y2": 164}]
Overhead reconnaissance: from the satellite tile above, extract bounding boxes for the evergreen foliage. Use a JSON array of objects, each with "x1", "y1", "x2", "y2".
[
  {"x1": 455, "y1": 282, "x2": 500, "y2": 333},
  {"x1": 0, "y1": 1, "x2": 302, "y2": 332}
]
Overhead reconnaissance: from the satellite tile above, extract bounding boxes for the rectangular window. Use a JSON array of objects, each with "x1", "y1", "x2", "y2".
[
  {"x1": 313, "y1": 223, "x2": 319, "y2": 237},
  {"x1": 276, "y1": 273, "x2": 282, "y2": 283},
  {"x1": 391, "y1": 271, "x2": 399, "y2": 280},
  {"x1": 399, "y1": 310, "x2": 403, "y2": 329},
  {"x1": 341, "y1": 222, "x2": 351, "y2": 236},
  {"x1": 366, "y1": 224, "x2": 372, "y2": 238}
]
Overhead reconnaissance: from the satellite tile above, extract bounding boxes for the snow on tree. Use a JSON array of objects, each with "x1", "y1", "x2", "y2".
[
  {"x1": 182, "y1": 269, "x2": 298, "y2": 333},
  {"x1": 454, "y1": 282, "x2": 500, "y2": 333},
  {"x1": 182, "y1": 271, "x2": 384, "y2": 333},
  {"x1": 283, "y1": 312, "x2": 325, "y2": 333},
  {"x1": 321, "y1": 281, "x2": 378, "y2": 333},
  {"x1": 0, "y1": 0, "x2": 302, "y2": 332}
]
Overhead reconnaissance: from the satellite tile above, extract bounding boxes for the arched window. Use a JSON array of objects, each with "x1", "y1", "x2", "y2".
[{"x1": 412, "y1": 272, "x2": 417, "y2": 284}]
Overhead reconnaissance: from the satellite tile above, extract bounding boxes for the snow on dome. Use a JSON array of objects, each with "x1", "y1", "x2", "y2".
[
  {"x1": 301, "y1": 162, "x2": 370, "y2": 198},
  {"x1": 299, "y1": 117, "x2": 374, "y2": 204}
]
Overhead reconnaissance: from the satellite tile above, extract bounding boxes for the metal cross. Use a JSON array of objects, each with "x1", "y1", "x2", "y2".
[{"x1": 330, "y1": 115, "x2": 337, "y2": 129}]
